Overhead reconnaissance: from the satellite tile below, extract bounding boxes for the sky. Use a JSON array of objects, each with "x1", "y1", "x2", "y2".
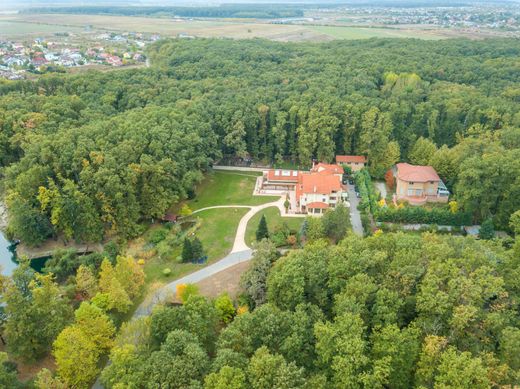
[{"x1": 1, "y1": 0, "x2": 519, "y2": 10}]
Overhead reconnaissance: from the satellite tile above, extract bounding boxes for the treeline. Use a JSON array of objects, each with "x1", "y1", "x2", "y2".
[
  {"x1": 1, "y1": 38, "x2": 520, "y2": 245},
  {"x1": 96, "y1": 233, "x2": 520, "y2": 388},
  {"x1": 22, "y1": 4, "x2": 305, "y2": 19}
]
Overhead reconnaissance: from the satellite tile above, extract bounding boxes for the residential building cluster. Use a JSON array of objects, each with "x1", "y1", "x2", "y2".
[
  {"x1": 303, "y1": 4, "x2": 520, "y2": 33},
  {"x1": 259, "y1": 154, "x2": 449, "y2": 215},
  {"x1": 0, "y1": 32, "x2": 154, "y2": 79}
]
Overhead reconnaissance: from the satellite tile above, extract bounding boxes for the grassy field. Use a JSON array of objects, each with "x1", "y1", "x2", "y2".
[
  {"x1": 196, "y1": 207, "x2": 248, "y2": 260},
  {"x1": 5, "y1": 13, "x2": 324, "y2": 41},
  {"x1": 0, "y1": 20, "x2": 83, "y2": 37},
  {"x1": 186, "y1": 171, "x2": 278, "y2": 210},
  {"x1": 245, "y1": 206, "x2": 304, "y2": 246},
  {"x1": 0, "y1": 12, "x2": 500, "y2": 42},
  {"x1": 308, "y1": 25, "x2": 446, "y2": 40},
  {"x1": 1, "y1": 13, "x2": 480, "y2": 42},
  {"x1": 142, "y1": 207, "x2": 248, "y2": 286}
]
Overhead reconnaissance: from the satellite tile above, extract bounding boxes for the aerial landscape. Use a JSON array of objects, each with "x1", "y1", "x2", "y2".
[{"x1": 1, "y1": 0, "x2": 520, "y2": 388}]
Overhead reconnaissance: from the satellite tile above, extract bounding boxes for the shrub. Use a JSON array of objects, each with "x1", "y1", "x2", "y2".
[
  {"x1": 355, "y1": 169, "x2": 378, "y2": 214},
  {"x1": 214, "y1": 293, "x2": 235, "y2": 323},
  {"x1": 384, "y1": 169, "x2": 395, "y2": 191},
  {"x1": 176, "y1": 283, "x2": 199, "y2": 303},
  {"x1": 375, "y1": 206, "x2": 471, "y2": 226},
  {"x1": 162, "y1": 268, "x2": 171, "y2": 276},
  {"x1": 479, "y1": 219, "x2": 495, "y2": 240},
  {"x1": 148, "y1": 228, "x2": 168, "y2": 244},
  {"x1": 286, "y1": 235, "x2": 297, "y2": 247}
]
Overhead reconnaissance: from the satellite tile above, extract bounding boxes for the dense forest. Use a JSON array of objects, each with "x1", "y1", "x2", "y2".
[
  {"x1": 98, "y1": 232, "x2": 520, "y2": 388},
  {"x1": 22, "y1": 5, "x2": 306, "y2": 19},
  {"x1": 1, "y1": 38, "x2": 520, "y2": 246}
]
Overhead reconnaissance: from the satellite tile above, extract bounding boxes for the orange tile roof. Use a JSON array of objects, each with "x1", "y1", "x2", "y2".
[
  {"x1": 396, "y1": 163, "x2": 440, "y2": 182},
  {"x1": 336, "y1": 155, "x2": 366, "y2": 164},
  {"x1": 300, "y1": 173, "x2": 342, "y2": 195},
  {"x1": 311, "y1": 163, "x2": 344, "y2": 175},
  {"x1": 307, "y1": 202, "x2": 329, "y2": 209}
]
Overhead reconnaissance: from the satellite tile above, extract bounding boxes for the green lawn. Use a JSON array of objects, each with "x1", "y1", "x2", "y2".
[
  {"x1": 195, "y1": 207, "x2": 249, "y2": 260},
  {"x1": 245, "y1": 206, "x2": 304, "y2": 246},
  {"x1": 308, "y1": 25, "x2": 444, "y2": 40},
  {"x1": 143, "y1": 207, "x2": 248, "y2": 286},
  {"x1": 186, "y1": 171, "x2": 279, "y2": 210}
]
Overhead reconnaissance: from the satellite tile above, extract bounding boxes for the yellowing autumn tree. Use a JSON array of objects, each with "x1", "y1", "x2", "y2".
[
  {"x1": 75, "y1": 265, "x2": 98, "y2": 300},
  {"x1": 98, "y1": 259, "x2": 131, "y2": 313},
  {"x1": 54, "y1": 326, "x2": 99, "y2": 388},
  {"x1": 114, "y1": 255, "x2": 145, "y2": 300},
  {"x1": 74, "y1": 302, "x2": 115, "y2": 353},
  {"x1": 53, "y1": 302, "x2": 115, "y2": 388}
]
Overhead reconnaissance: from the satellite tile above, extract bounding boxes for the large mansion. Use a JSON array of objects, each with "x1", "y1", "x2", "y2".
[{"x1": 260, "y1": 159, "x2": 353, "y2": 214}]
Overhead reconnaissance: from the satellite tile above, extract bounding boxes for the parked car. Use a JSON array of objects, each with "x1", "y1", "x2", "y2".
[
  {"x1": 356, "y1": 191, "x2": 361, "y2": 198},
  {"x1": 348, "y1": 179, "x2": 354, "y2": 185}
]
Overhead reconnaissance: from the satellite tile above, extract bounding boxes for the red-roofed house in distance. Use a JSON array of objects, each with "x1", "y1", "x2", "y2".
[
  {"x1": 310, "y1": 162, "x2": 344, "y2": 178},
  {"x1": 393, "y1": 163, "x2": 449, "y2": 205},
  {"x1": 335, "y1": 155, "x2": 367, "y2": 172}
]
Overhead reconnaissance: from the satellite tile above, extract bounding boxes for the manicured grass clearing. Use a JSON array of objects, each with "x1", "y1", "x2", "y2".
[
  {"x1": 143, "y1": 207, "x2": 248, "y2": 285},
  {"x1": 245, "y1": 206, "x2": 304, "y2": 246},
  {"x1": 196, "y1": 207, "x2": 248, "y2": 260},
  {"x1": 308, "y1": 25, "x2": 445, "y2": 40},
  {"x1": 187, "y1": 171, "x2": 278, "y2": 210}
]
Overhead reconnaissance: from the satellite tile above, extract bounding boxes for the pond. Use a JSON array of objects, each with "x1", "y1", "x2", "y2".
[
  {"x1": 0, "y1": 231, "x2": 49, "y2": 276},
  {"x1": 0, "y1": 230, "x2": 18, "y2": 276}
]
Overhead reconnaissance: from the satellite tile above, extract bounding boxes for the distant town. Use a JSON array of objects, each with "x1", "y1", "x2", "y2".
[{"x1": 0, "y1": 31, "x2": 161, "y2": 80}]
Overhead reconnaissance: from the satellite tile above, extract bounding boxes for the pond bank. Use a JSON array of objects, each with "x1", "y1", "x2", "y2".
[
  {"x1": 17, "y1": 240, "x2": 104, "y2": 260},
  {"x1": 0, "y1": 201, "x2": 7, "y2": 230}
]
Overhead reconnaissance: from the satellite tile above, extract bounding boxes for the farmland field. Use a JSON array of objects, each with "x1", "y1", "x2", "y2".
[
  {"x1": 308, "y1": 25, "x2": 447, "y2": 40},
  {"x1": 0, "y1": 19, "x2": 83, "y2": 37},
  {"x1": 0, "y1": 13, "x2": 458, "y2": 42},
  {"x1": 1, "y1": 13, "x2": 330, "y2": 41}
]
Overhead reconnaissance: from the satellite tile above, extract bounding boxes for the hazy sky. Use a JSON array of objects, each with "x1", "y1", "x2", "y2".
[{"x1": 2, "y1": 0, "x2": 519, "y2": 11}]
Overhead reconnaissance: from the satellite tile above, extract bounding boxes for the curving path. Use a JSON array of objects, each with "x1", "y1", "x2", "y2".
[{"x1": 134, "y1": 198, "x2": 285, "y2": 317}]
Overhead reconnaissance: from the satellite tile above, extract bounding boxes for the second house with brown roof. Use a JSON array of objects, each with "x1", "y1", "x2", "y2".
[{"x1": 393, "y1": 163, "x2": 450, "y2": 205}]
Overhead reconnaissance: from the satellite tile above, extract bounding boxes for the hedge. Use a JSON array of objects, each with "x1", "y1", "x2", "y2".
[
  {"x1": 375, "y1": 206, "x2": 472, "y2": 226},
  {"x1": 355, "y1": 169, "x2": 378, "y2": 214}
]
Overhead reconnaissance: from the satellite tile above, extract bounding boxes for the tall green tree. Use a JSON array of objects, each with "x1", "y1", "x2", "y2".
[
  {"x1": 4, "y1": 263, "x2": 72, "y2": 361},
  {"x1": 256, "y1": 214, "x2": 269, "y2": 242}
]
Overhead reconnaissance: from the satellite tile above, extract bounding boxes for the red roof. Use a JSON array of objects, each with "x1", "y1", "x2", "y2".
[
  {"x1": 307, "y1": 202, "x2": 329, "y2": 209},
  {"x1": 266, "y1": 169, "x2": 300, "y2": 183},
  {"x1": 311, "y1": 163, "x2": 343, "y2": 175},
  {"x1": 396, "y1": 163, "x2": 440, "y2": 182},
  {"x1": 336, "y1": 155, "x2": 366, "y2": 164},
  {"x1": 299, "y1": 173, "x2": 342, "y2": 195}
]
